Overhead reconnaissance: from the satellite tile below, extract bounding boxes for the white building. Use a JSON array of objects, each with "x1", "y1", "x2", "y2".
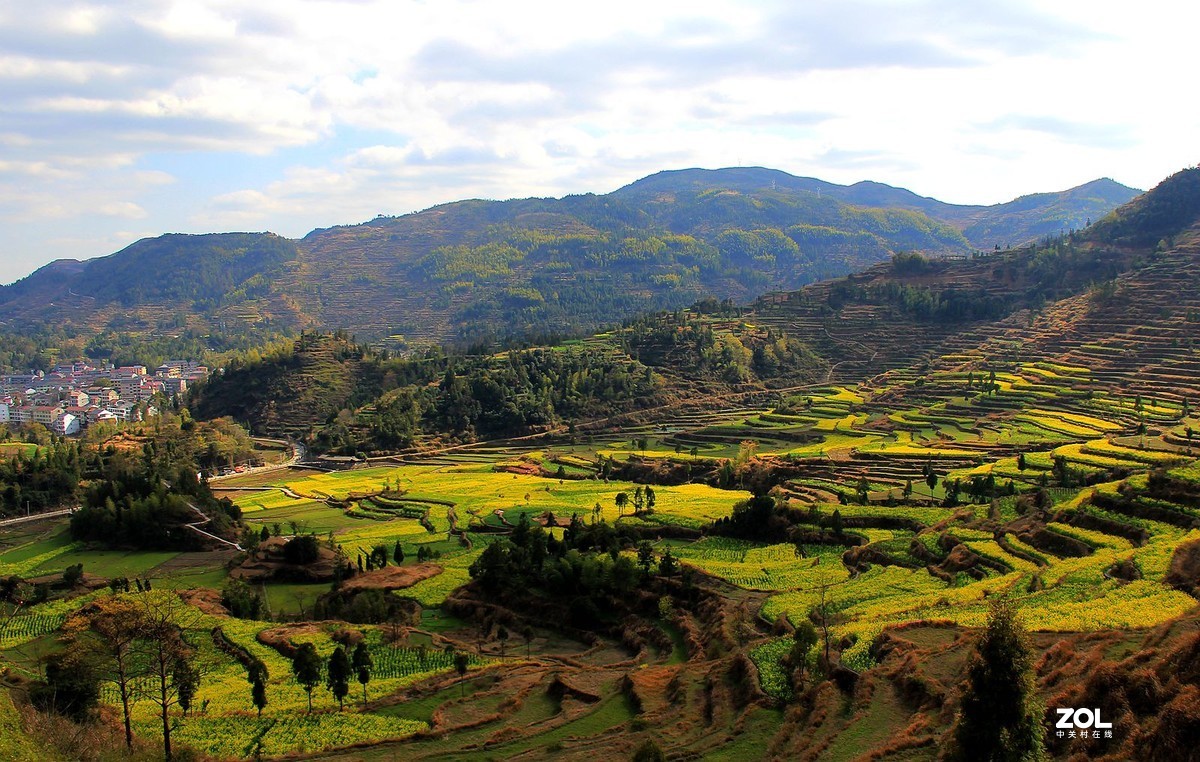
[{"x1": 51, "y1": 413, "x2": 80, "y2": 436}]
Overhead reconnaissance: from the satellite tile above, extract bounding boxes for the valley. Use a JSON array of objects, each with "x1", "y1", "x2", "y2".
[{"x1": 0, "y1": 168, "x2": 1197, "y2": 761}]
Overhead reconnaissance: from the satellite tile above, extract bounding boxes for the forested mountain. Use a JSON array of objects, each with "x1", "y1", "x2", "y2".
[
  {"x1": 615, "y1": 168, "x2": 1136, "y2": 247},
  {"x1": 188, "y1": 168, "x2": 1193, "y2": 456},
  {"x1": 0, "y1": 168, "x2": 1138, "y2": 349}
]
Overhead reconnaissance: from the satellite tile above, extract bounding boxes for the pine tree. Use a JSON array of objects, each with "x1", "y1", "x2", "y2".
[
  {"x1": 454, "y1": 651, "x2": 470, "y2": 697},
  {"x1": 291, "y1": 642, "x2": 322, "y2": 713},
  {"x1": 948, "y1": 597, "x2": 1045, "y2": 761},
  {"x1": 326, "y1": 645, "x2": 351, "y2": 710},
  {"x1": 252, "y1": 672, "x2": 267, "y2": 717},
  {"x1": 352, "y1": 641, "x2": 373, "y2": 703}
]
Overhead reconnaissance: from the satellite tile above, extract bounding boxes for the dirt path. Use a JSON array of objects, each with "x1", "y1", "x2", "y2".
[{"x1": 184, "y1": 501, "x2": 243, "y2": 551}]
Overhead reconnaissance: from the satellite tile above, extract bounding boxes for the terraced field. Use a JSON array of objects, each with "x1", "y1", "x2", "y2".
[{"x1": 8, "y1": 232, "x2": 1200, "y2": 758}]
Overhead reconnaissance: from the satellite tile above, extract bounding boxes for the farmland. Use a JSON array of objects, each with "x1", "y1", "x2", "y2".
[
  {"x1": 5, "y1": 345, "x2": 1200, "y2": 760},
  {"x1": 5, "y1": 173, "x2": 1200, "y2": 759}
]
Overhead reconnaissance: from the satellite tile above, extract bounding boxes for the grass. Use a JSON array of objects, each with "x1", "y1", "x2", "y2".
[
  {"x1": 261, "y1": 582, "x2": 331, "y2": 617},
  {"x1": 0, "y1": 689, "x2": 51, "y2": 761},
  {"x1": 31, "y1": 548, "x2": 178, "y2": 578},
  {"x1": 0, "y1": 443, "x2": 38, "y2": 459}
]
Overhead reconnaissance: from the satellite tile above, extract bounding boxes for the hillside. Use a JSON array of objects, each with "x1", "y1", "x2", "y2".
[
  {"x1": 0, "y1": 233, "x2": 312, "y2": 351},
  {"x1": 2, "y1": 170, "x2": 1197, "y2": 762},
  {"x1": 0, "y1": 168, "x2": 1138, "y2": 348},
  {"x1": 615, "y1": 168, "x2": 1138, "y2": 248},
  {"x1": 187, "y1": 170, "x2": 1195, "y2": 458}
]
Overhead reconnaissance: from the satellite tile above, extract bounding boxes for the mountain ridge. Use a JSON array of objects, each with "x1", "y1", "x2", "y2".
[{"x1": 0, "y1": 167, "x2": 1141, "y2": 346}]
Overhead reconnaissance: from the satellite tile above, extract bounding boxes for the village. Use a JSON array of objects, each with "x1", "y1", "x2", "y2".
[{"x1": 0, "y1": 359, "x2": 209, "y2": 437}]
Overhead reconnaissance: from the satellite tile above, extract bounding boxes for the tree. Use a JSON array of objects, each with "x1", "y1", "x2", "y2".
[
  {"x1": 252, "y1": 671, "x2": 268, "y2": 717},
  {"x1": 813, "y1": 582, "x2": 836, "y2": 670},
  {"x1": 948, "y1": 597, "x2": 1046, "y2": 762},
  {"x1": 632, "y1": 739, "x2": 666, "y2": 761},
  {"x1": 659, "y1": 549, "x2": 678, "y2": 577},
  {"x1": 30, "y1": 651, "x2": 100, "y2": 722},
  {"x1": 175, "y1": 659, "x2": 199, "y2": 717},
  {"x1": 292, "y1": 642, "x2": 322, "y2": 713},
  {"x1": 283, "y1": 534, "x2": 320, "y2": 565},
  {"x1": 790, "y1": 620, "x2": 818, "y2": 692},
  {"x1": 62, "y1": 562, "x2": 84, "y2": 587},
  {"x1": 370, "y1": 543, "x2": 390, "y2": 568},
  {"x1": 637, "y1": 541, "x2": 655, "y2": 576},
  {"x1": 644, "y1": 485, "x2": 656, "y2": 513},
  {"x1": 454, "y1": 651, "x2": 470, "y2": 697},
  {"x1": 139, "y1": 592, "x2": 203, "y2": 761},
  {"x1": 496, "y1": 625, "x2": 509, "y2": 658},
  {"x1": 352, "y1": 641, "x2": 373, "y2": 703},
  {"x1": 393, "y1": 540, "x2": 405, "y2": 565},
  {"x1": 615, "y1": 492, "x2": 629, "y2": 517},
  {"x1": 63, "y1": 596, "x2": 149, "y2": 750},
  {"x1": 326, "y1": 645, "x2": 351, "y2": 710}
]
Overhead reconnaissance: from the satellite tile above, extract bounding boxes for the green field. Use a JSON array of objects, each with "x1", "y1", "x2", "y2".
[{"x1": 6, "y1": 338, "x2": 1200, "y2": 760}]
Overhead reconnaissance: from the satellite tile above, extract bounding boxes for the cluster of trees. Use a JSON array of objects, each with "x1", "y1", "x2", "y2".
[
  {"x1": 287, "y1": 638, "x2": 374, "y2": 712},
  {"x1": 33, "y1": 593, "x2": 202, "y2": 760},
  {"x1": 709, "y1": 494, "x2": 813, "y2": 543},
  {"x1": 70, "y1": 442, "x2": 240, "y2": 550},
  {"x1": 622, "y1": 310, "x2": 822, "y2": 382},
  {"x1": 313, "y1": 344, "x2": 663, "y2": 452},
  {"x1": 193, "y1": 330, "x2": 671, "y2": 453},
  {"x1": 831, "y1": 280, "x2": 1015, "y2": 323},
  {"x1": 0, "y1": 319, "x2": 297, "y2": 380},
  {"x1": 468, "y1": 513, "x2": 678, "y2": 627},
  {"x1": 614, "y1": 485, "x2": 656, "y2": 517},
  {"x1": 0, "y1": 441, "x2": 83, "y2": 515},
  {"x1": 222, "y1": 578, "x2": 266, "y2": 619}
]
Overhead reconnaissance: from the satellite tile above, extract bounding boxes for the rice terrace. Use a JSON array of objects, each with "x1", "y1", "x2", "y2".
[{"x1": 4, "y1": 164, "x2": 1200, "y2": 762}]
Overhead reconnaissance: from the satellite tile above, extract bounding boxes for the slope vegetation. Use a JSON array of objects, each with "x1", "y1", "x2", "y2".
[{"x1": 0, "y1": 169, "x2": 1138, "y2": 346}]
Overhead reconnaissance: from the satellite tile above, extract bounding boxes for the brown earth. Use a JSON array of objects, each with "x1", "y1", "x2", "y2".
[
  {"x1": 229, "y1": 536, "x2": 338, "y2": 582},
  {"x1": 336, "y1": 563, "x2": 442, "y2": 592}
]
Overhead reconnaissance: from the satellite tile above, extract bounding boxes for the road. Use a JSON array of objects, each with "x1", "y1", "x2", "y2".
[
  {"x1": 207, "y1": 439, "x2": 307, "y2": 483},
  {"x1": 0, "y1": 508, "x2": 74, "y2": 527},
  {"x1": 184, "y1": 501, "x2": 243, "y2": 551}
]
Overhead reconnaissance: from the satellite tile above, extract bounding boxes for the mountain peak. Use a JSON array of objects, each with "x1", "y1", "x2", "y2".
[{"x1": 1086, "y1": 167, "x2": 1200, "y2": 246}]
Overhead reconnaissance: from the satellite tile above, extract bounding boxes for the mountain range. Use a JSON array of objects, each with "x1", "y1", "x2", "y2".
[{"x1": 0, "y1": 167, "x2": 1139, "y2": 347}]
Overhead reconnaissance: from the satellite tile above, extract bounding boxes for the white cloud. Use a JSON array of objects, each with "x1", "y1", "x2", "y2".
[
  {"x1": 0, "y1": 0, "x2": 1198, "y2": 283},
  {"x1": 97, "y1": 201, "x2": 148, "y2": 219}
]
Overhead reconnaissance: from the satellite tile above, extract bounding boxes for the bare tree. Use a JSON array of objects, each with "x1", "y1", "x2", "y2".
[
  {"x1": 138, "y1": 592, "x2": 204, "y2": 761},
  {"x1": 63, "y1": 597, "x2": 149, "y2": 751}
]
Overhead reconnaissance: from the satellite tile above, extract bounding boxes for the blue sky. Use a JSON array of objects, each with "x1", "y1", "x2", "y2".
[{"x1": 0, "y1": 0, "x2": 1196, "y2": 283}]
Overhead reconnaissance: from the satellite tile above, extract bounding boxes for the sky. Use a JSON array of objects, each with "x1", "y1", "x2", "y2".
[{"x1": 1, "y1": 0, "x2": 1197, "y2": 284}]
